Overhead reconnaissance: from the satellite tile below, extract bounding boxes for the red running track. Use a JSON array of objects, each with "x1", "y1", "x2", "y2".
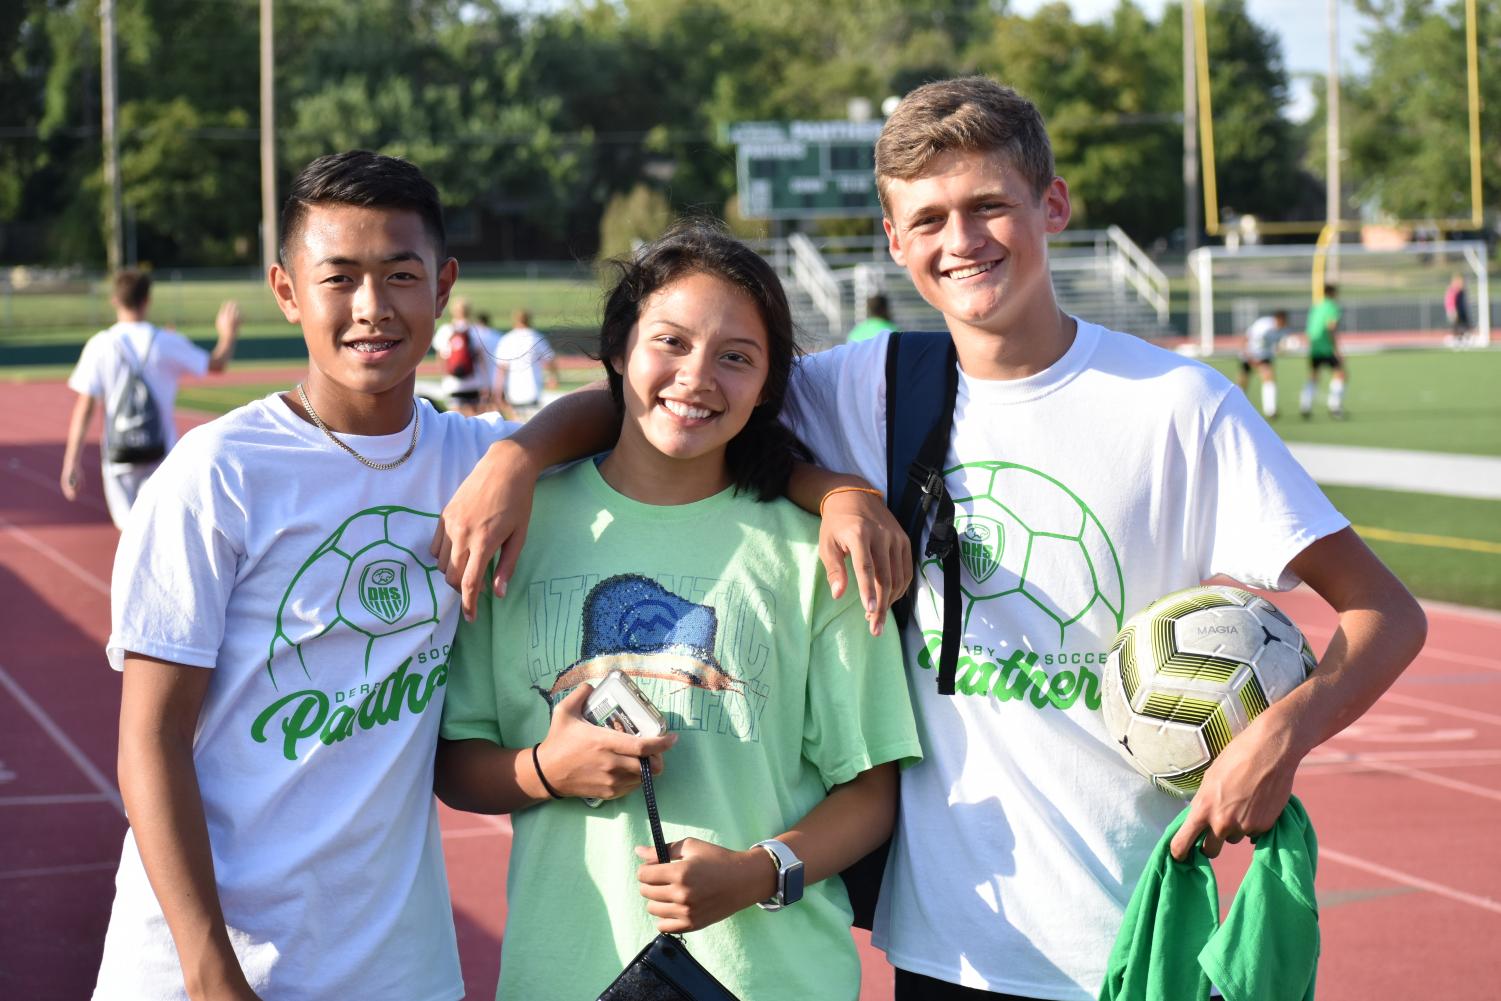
[{"x1": 2, "y1": 377, "x2": 1498, "y2": 999}]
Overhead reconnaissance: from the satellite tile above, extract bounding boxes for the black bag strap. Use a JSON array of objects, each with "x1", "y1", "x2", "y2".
[
  {"x1": 884, "y1": 331, "x2": 963, "y2": 696},
  {"x1": 639, "y1": 757, "x2": 669, "y2": 865},
  {"x1": 116, "y1": 325, "x2": 158, "y2": 376}
]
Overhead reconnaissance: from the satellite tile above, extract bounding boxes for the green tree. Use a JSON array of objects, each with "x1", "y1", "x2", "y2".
[
  {"x1": 598, "y1": 183, "x2": 675, "y2": 260},
  {"x1": 1341, "y1": 0, "x2": 1500, "y2": 223}
]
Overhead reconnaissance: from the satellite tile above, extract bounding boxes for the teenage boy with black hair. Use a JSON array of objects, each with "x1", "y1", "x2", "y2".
[
  {"x1": 92, "y1": 150, "x2": 672, "y2": 1001},
  {"x1": 437, "y1": 77, "x2": 1427, "y2": 1001}
]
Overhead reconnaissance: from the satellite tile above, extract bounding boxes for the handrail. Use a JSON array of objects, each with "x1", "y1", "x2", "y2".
[
  {"x1": 787, "y1": 231, "x2": 842, "y2": 335},
  {"x1": 1105, "y1": 225, "x2": 1170, "y2": 324}
]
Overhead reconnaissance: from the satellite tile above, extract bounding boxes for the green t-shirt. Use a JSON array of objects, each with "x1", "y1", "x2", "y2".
[
  {"x1": 846, "y1": 317, "x2": 896, "y2": 343},
  {"x1": 442, "y1": 459, "x2": 922, "y2": 1001},
  {"x1": 1305, "y1": 299, "x2": 1341, "y2": 357}
]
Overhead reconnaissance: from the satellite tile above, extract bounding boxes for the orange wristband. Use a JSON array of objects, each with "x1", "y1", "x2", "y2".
[{"x1": 818, "y1": 485, "x2": 885, "y2": 517}]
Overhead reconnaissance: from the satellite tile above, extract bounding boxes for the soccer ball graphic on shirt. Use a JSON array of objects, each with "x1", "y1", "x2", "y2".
[
  {"x1": 920, "y1": 462, "x2": 1126, "y2": 652},
  {"x1": 268, "y1": 506, "x2": 443, "y2": 688},
  {"x1": 1100, "y1": 585, "x2": 1317, "y2": 798}
]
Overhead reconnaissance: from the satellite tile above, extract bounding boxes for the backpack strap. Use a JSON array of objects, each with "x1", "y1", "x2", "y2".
[
  {"x1": 884, "y1": 331, "x2": 963, "y2": 696},
  {"x1": 115, "y1": 325, "x2": 158, "y2": 374}
]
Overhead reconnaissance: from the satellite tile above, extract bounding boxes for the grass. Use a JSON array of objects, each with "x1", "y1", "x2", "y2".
[
  {"x1": 173, "y1": 366, "x2": 604, "y2": 418},
  {"x1": 1322, "y1": 485, "x2": 1501, "y2": 610},
  {"x1": 175, "y1": 382, "x2": 293, "y2": 414},
  {"x1": 1202, "y1": 348, "x2": 1501, "y2": 456},
  {"x1": 0, "y1": 274, "x2": 607, "y2": 364}
]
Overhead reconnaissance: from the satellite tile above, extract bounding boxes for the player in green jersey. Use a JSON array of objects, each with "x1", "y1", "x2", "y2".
[{"x1": 1300, "y1": 284, "x2": 1346, "y2": 419}]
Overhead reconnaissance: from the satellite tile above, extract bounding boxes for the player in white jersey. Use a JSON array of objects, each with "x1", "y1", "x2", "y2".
[
  {"x1": 1237, "y1": 310, "x2": 1289, "y2": 419},
  {"x1": 431, "y1": 77, "x2": 1427, "y2": 1001}
]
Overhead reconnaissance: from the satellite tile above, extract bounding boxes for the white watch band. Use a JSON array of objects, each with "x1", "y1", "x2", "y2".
[{"x1": 753, "y1": 838, "x2": 804, "y2": 910}]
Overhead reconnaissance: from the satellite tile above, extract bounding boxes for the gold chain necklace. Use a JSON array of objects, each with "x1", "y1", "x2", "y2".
[{"x1": 295, "y1": 383, "x2": 420, "y2": 471}]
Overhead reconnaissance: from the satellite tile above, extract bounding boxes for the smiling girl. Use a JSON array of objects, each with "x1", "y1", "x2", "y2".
[{"x1": 435, "y1": 222, "x2": 921, "y2": 1000}]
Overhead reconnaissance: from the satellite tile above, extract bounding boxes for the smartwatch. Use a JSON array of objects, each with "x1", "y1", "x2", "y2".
[{"x1": 752, "y1": 838, "x2": 805, "y2": 910}]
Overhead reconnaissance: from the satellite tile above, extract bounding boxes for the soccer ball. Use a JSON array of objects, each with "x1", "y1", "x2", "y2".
[{"x1": 1100, "y1": 585, "x2": 1317, "y2": 798}]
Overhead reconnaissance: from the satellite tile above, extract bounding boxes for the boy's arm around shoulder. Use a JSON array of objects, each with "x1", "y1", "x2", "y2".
[
  {"x1": 787, "y1": 462, "x2": 911, "y2": 638},
  {"x1": 431, "y1": 382, "x2": 619, "y2": 622},
  {"x1": 1171, "y1": 527, "x2": 1426, "y2": 861},
  {"x1": 118, "y1": 654, "x2": 261, "y2": 1000}
]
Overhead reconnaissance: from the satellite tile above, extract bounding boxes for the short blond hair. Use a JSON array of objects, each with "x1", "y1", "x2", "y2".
[{"x1": 875, "y1": 77, "x2": 1055, "y2": 216}]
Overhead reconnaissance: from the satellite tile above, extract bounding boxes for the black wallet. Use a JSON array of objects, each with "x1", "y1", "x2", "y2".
[{"x1": 594, "y1": 759, "x2": 741, "y2": 1001}]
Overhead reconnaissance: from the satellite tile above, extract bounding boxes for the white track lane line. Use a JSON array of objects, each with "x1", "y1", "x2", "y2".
[
  {"x1": 1299, "y1": 621, "x2": 1501, "y2": 673},
  {"x1": 1305, "y1": 748, "x2": 1501, "y2": 766},
  {"x1": 0, "y1": 511, "x2": 112, "y2": 598},
  {"x1": 1418, "y1": 648, "x2": 1501, "y2": 672},
  {"x1": 0, "y1": 860, "x2": 120, "y2": 882},
  {"x1": 1381, "y1": 691, "x2": 1501, "y2": 727},
  {"x1": 5, "y1": 456, "x2": 111, "y2": 514},
  {"x1": 0, "y1": 793, "x2": 112, "y2": 807},
  {"x1": 1320, "y1": 847, "x2": 1501, "y2": 916},
  {"x1": 1356, "y1": 759, "x2": 1501, "y2": 805},
  {"x1": 0, "y1": 663, "x2": 123, "y2": 815}
]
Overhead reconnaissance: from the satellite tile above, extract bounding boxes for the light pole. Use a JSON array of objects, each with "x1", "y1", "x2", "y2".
[
  {"x1": 1324, "y1": 0, "x2": 1341, "y2": 285},
  {"x1": 1182, "y1": 0, "x2": 1200, "y2": 253},
  {"x1": 100, "y1": 0, "x2": 124, "y2": 273},
  {"x1": 260, "y1": 0, "x2": 278, "y2": 273}
]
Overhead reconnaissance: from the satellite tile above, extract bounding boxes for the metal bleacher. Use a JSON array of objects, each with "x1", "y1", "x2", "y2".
[{"x1": 752, "y1": 228, "x2": 1173, "y2": 350}]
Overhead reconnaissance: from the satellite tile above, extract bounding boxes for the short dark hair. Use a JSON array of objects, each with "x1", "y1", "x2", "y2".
[
  {"x1": 598, "y1": 220, "x2": 810, "y2": 501},
  {"x1": 1323, "y1": 284, "x2": 1338, "y2": 299},
  {"x1": 876, "y1": 76, "x2": 1055, "y2": 212},
  {"x1": 112, "y1": 269, "x2": 152, "y2": 311},
  {"x1": 866, "y1": 293, "x2": 891, "y2": 319},
  {"x1": 279, "y1": 150, "x2": 446, "y2": 268},
  {"x1": 1273, "y1": 309, "x2": 1289, "y2": 323}
]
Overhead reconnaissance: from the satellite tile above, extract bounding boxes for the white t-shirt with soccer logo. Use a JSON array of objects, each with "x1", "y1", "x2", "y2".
[
  {"x1": 95, "y1": 394, "x2": 518, "y2": 1001},
  {"x1": 783, "y1": 320, "x2": 1347, "y2": 1000}
]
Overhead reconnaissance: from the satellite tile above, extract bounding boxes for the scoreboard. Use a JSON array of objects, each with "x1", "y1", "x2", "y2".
[{"x1": 729, "y1": 120, "x2": 884, "y2": 220}]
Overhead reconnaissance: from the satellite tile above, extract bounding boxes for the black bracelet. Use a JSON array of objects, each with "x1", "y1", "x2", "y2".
[{"x1": 531, "y1": 741, "x2": 563, "y2": 800}]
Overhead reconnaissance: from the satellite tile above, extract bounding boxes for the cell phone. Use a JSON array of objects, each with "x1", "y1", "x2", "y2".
[{"x1": 581, "y1": 670, "x2": 667, "y2": 808}]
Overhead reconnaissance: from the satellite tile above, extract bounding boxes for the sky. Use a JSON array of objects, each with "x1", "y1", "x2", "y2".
[{"x1": 1008, "y1": 0, "x2": 1375, "y2": 120}]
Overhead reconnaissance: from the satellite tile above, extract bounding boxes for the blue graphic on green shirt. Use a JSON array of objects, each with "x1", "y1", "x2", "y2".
[
  {"x1": 530, "y1": 573, "x2": 767, "y2": 741},
  {"x1": 919, "y1": 462, "x2": 1125, "y2": 710},
  {"x1": 252, "y1": 506, "x2": 451, "y2": 759}
]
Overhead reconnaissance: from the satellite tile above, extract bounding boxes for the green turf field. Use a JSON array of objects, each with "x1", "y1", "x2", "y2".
[
  {"x1": 1203, "y1": 348, "x2": 1501, "y2": 456},
  {"x1": 1321, "y1": 485, "x2": 1501, "y2": 610},
  {"x1": 0, "y1": 273, "x2": 606, "y2": 365},
  {"x1": 173, "y1": 367, "x2": 604, "y2": 417}
]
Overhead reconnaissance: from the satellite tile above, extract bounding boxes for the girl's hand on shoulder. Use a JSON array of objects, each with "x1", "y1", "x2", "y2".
[
  {"x1": 536, "y1": 684, "x2": 676, "y2": 801},
  {"x1": 817, "y1": 487, "x2": 910, "y2": 636},
  {"x1": 633, "y1": 838, "x2": 776, "y2": 933}
]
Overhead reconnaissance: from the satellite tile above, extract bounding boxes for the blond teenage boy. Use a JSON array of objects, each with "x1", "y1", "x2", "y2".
[{"x1": 776, "y1": 77, "x2": 1424, "y2": 1000}]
